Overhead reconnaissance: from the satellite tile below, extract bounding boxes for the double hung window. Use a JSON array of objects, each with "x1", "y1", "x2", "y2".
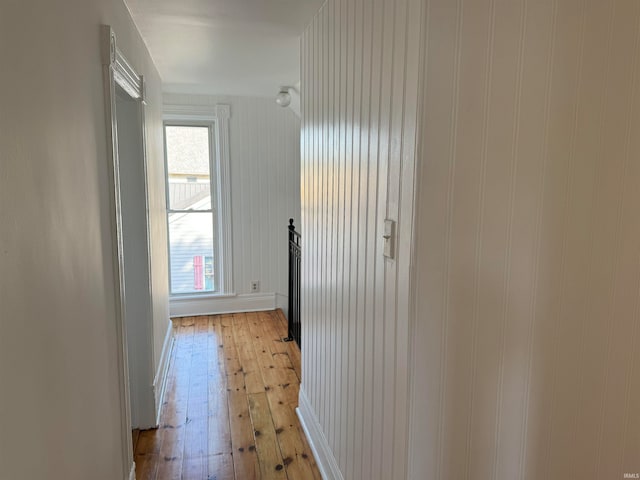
[{"x1": 164, "y1": 124, "x2": 219, "y2": 294}]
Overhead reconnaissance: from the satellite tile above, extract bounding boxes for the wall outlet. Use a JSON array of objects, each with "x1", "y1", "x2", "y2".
[{"x1": 250, "y1": 281, "x2": 260, "y2": 293}]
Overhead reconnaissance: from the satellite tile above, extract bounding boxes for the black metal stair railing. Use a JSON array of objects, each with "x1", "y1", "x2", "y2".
[{"x1": 284, "y1": 218, "x2": 301, "y2": 347}]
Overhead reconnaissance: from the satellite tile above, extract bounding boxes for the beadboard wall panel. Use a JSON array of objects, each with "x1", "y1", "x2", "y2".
[
  {"x1": 409, "y1": 0, "x2": 640, "y2": 479},
  {"x1": 299, "y1": 0, "x2": 422, "y2": 478},
  {"x1": 163, "y1": 94, "x2": 301, "y2": 299}
]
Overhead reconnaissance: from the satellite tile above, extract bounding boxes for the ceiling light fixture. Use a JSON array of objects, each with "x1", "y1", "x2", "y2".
[{"x1": 275, "y1": 87, "x2": 292, "y2": 107}]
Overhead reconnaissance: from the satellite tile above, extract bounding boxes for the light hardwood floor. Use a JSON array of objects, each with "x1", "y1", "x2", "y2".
[{"x1": 132, "y1": 310, "x2": 321, "y2": 480}]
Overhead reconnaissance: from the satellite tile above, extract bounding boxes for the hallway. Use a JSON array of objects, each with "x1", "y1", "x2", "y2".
[{"x1": 133, "y1": 311, "x2": 320, "y2": 479}]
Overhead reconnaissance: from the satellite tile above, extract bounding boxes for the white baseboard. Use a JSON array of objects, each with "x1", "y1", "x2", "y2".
[
  {"x1": 169, "y1": 292, "x2": 277, "y2": 317},
  {"x1": 128, "y1": 462, "x2": 136, "y2": 480},
  {"x1": 275, "y1": 293, "x2": 288, "y2": 318},
  {"x1": 296, "y1": 387, "x2": 344, "y2": 480},
  {"x1": 153, "y1": 320, "x2": 174, "y2": 426}
]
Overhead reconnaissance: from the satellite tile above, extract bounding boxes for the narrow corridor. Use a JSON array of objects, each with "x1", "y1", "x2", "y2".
[{"x1": 133, "y1": 310, "x2": 320, "y2": 479}]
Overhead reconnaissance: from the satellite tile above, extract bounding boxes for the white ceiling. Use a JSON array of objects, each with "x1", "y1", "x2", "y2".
[{"x1": 124, "y1": 0, "x2": 324, "y2": 97}]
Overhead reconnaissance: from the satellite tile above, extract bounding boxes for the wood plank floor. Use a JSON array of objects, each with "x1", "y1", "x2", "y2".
[{"x1": 132, "y1": 310, "x2": 320, "y2": 480}]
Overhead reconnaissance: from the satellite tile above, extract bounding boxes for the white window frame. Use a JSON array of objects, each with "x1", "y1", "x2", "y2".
[{"x1": 163, "y1": 104, "x2": 233, "y2": 297}]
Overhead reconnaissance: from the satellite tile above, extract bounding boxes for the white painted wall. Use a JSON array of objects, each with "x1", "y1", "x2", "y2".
[
  {"x1": 0, "y1": 0, "x2": 168, "y2": 478},
  {"x1": 409, "y1": 0, "x2": 640, "y2": 479},
  {"x1": 163, "y1": 94, "x2": 301, "y2": 306},
  {"x1": 298, "y1": 0, "x2": 422, "y2": 478}
]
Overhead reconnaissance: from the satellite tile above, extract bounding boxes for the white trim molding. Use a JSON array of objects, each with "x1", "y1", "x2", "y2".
[
  {"x1": 275, "y1": 293, "x2": 288, "y2": 318},
  {"x1": 163, "y1": 103, "x2": 219, "y2": 120},
  {"x1": 128, "y1": 462, "x2": 136, "y2": 480},
  {"x1": 169, "y1": 293, "x2": 276, "y2": 317},
  {"x1": 102, "y1": 27, "x2": 144, "y2": 101},
  {"x1": 213, "y1": 104, "x2": 233, "y2": 295},
  {"x1": 153, "y1": 321, "x2": 174, "y2": 426},
  {"x1": 296, "y1": 387, "x2": 344, "y2": 480}
]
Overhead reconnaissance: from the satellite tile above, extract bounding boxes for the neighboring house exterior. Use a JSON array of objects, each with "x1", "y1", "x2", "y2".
[{"x1": 168, "y1": 183, "x2": 216, "y2": 293}]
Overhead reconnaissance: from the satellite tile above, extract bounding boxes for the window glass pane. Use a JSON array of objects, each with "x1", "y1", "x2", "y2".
[
  {"x1": 168, "y1": 212, "x2": 216, "y2": 293},
  {"x1": 165, "y1": 126, "x2": 211, "y2": 210}
]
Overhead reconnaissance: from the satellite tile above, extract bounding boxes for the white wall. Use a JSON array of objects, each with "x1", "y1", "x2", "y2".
[
  {"x1": 409, "y1": 0, "x2": 640, "y2": 479},
  {"x1": 0, "y1": 0, "x2": 168, "y2": 478},
  {"x1": 163, "y1": 94, "x2": 301, "y2": 303},
  {"x1": 298, "y1": 0, "x2": 422, "y2": 478}
]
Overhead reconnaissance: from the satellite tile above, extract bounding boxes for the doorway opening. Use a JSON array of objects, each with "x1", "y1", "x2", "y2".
[
  {"x1": 115, "y1": 85, "x2": 155, "y2": 431},
  {"x1": 102, "y1": 25, "x2": 157, "y2": 476}
]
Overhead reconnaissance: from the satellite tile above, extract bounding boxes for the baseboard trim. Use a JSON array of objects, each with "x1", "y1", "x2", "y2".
[
  {"x1": 296, "y1": 387, "x2": 344, "y2": 480},
  {"x1": 275, "y1": 293, "x2": 288, "y2": 318},
  {"x1": 169, "y1": 293, "x2": 277, "y2": 317},
  {"x1": 153, "y1": 320, "x2": 174, "y2": 426},
  {"x1": 128, "y1": 462, "x2": 136, "y2": 480}
]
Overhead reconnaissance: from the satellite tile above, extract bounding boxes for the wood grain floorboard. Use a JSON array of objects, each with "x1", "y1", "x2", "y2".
[{"x1": 134, "y1": 310, "x2": 319, "y2": 480}]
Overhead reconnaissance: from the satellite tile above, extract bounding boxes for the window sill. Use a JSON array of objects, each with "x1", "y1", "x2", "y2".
[{"x1": 170, "y1": 292, "x2": 237, "y2": 302}]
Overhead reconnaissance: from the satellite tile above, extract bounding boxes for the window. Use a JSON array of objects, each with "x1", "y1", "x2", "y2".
[
  {"x1": 163, "y1": 104, "x2": 233, "y2": 297},
  {"x1": 165, "y1": 124, "x2": 219, "y2": 294}
]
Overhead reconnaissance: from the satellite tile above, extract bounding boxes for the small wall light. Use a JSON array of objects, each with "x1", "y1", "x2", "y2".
[{"x1": 275, "y1": 87, "x2": 292, "y2": 107}]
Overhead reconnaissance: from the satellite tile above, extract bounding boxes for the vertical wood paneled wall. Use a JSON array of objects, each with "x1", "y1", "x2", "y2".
[
  {"x1": 299, "y1": 0, "x2": 422, "y2": 478},
  {"x1": 163, "y1": 94, "x2": 301, "y2": 298},
  {"x1": 410, "y1": 0, "x2": 640, "y2": 479}
]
